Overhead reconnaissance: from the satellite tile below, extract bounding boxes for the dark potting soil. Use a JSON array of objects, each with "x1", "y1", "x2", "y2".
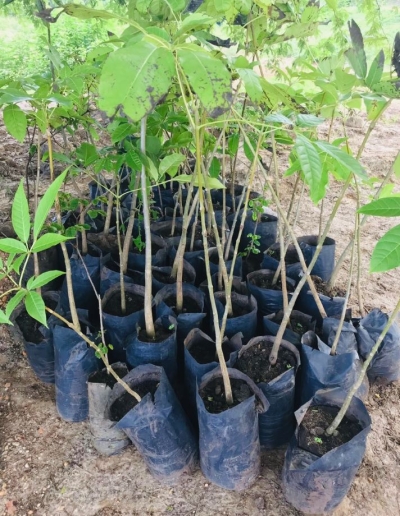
[
  {"x1": 188, "y1": 338, "x2": 234, "y2": 364},
  {"x1": 298, "y1": 405, "x2": 362, "y2": 457},
  {"x1": 209, "y1": 250, "x2": 233, "y2": 264},
  {"x1": 312, "y1": 276, "x2": 346, "y2": 297},
  {"x1": 271, "y1": 312, "x2": 308, "y2": 335},
  {"x1": 188, "y1": 338, "x2": 216, "y2": 364},
  {"x1": 243, "y1": 253, "x2": 263, "y2": 275},
  {"x1": 163, "y1": 295, "x2": 201, "y2": 314},
  {"x1": 138, "y1": 326, "x2": 173, "y2": 343},
  {"x1": 103, "y1": 291, "x2": 144, "y2": 316},
  {"x1": 235, "y1": 340, "x2": 297, "y2": 384},
  {"x1": 108, "y1": 380, "x2": 160, "y2": 421},
  {"x1": 218, "y1": 296, "x2": 250, "y2": 318},
  {"x1": 152, "y1": 270, "x2": 192, "y2": 284},
  {"x1": 199, "y1": 377, "x2": 254, "y2": 414},
  {"x1": 89, "y1": 366, "x2": 128, "y2": 388},
  {"x1": 15, "y1": 298, "x2": 58, "y2": 344},
  {"x1": 266, "y1": 245, "x2": 299, "y2": 264},
  {"x1": 249, "y1": 274, "x2": 295, "y2": 293}
]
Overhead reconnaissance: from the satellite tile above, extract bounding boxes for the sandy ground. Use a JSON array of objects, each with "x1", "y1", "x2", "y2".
[{"x1": 0, "y1": 101, "x2": 400, "y2": 516}]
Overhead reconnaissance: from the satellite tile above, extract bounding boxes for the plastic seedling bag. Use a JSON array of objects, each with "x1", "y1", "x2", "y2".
[
  {"x1": 282, "y1": 388, "x2": 371, "y2": 514},
  {"x1": 110, "y1": 365, "x2": 198, "y2": 484},
  {"x1": 356, "y1": 308, "x2": 400, "y2": 384},
  {"x1": 183, "y1": 329, "x2": 242, "y2": 421},
  {"x1": 235, "y1": 336, "x2": 300, "y2": 448},
  {"x1": 126, "y1": 316, "x2": 178, "y2": 382},
  {"x1": 214, "y1": 291, "x2": 257, "y2": 344},
  {"x1": 300, "y1": 331, "x2": 369, "y2": 406},
  {"x1": 197, "y1": 367, "x2": 269, "y2": 490},
  {"x1": 53, "y1": 311, "x2": 100, "y2": 422},
  {"x1": 298, "y1": 235, "x2": 336, "y2": 282},
  {"x1": 87, "y1": 363, "x2": 130, "y2": 456},
  {"x1": 102, "y1": 284, "x2": 146, "y2": 363}
]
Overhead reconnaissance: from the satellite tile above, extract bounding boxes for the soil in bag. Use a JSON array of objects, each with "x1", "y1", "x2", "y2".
[
  {"x1": 109, "y1": 365, "x2": 198, "y2": 485},
  {"x1": 197, "y1": 368, "x2": 269, "y2": 491},
  {"x1": 298, "y1": 405, "x2": 362, "y2": 457},
  {"x1": 109, "y1": 380, "x2": 160, "y2": 421},
  {"x1": 235, "y1": 336, "x2": 300, "y2": 448},
  {"x1": 10, "y1": 293, "x2": 60, "y2": 384},
  {"x1": 88, "y1": 363, "x2": 130, "y2": 456},
  {"x1": 282, "y1": 388, "x2": 371, "y2": 514},
  {"x1": 235, "y1": 340, "x2": 297, "y2": 384}
]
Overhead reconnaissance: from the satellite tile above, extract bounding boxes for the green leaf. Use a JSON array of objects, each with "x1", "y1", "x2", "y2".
[
  {"x1": 174, "y1": 174, "x2": 225, "y2": 189},
  {"x1": 111, "y1": 123, "x2": 134, "y2": 144},
  {"x1": 147, "y1": 159, "x2": 159, "y2": 182},
  {"x1": 34, "y1": 170, "x2": 68, "y2": 240},
  {"x1": 393, "y1": 153, "x2": 400, "y2": 178},
  {"x1": 345, "y1": 20, "x2": 367, "y2": 79},
  {"x1": 296, "y1": 114, "x2": 325, "y2": 127},
  {"x1": 209, "y1": 157, "x2": 221, "y2": 178},
  {"x1": 358, "y1": 197, "x2": 400, "y2": 217},
  {"x1": 63, "y1": 3, "x2": 116, "y2": 20},
  {"x1": 314, "y1": 141, "x2": 367, "y2": 180},
  {"x1": 0, "y1": 88, "x2": 33, "y2": 104},
  {"x1": 99, "y1": 39, "x2": 175, "y2": 122},
  {"x1": 11, "y1": 254, "x2": 27, "y2": 275},
  {"x1": 35, "y1": 109, "x2": 47, "y2": 134},
  {"x1": 236, "y1": 68, "x2": 263, "y2": 103},
  {"x1": 5, "y1": 290, "x2": 26, "y2": 318},
  {"x1": 146, "y1": 135, "x2": 162, "y2": 156},
  {"x1": 0, "y1": 238, "x2": 27, "y2": 254},
  {"x1": 295, "y1": 134, "x2": 323, "y2": 204},
  {"x1": 0, "y1": 309, "x2": 11, "y2": 325},
  {"x1": 76, "y1": 143, "x2": 98, "y2": 166},
  {"x1": 366, "y1": 50, "x2": 385, "y2": 88},
  {"x1": 370, "y1": 224, "x2": 400, "y2": 272},
  {"x1": 372, "y1": 80, "x2": 400, "y2": 99},
  {"x1": 265, "y1": 113, "x2": 292, "y2": 125},
  {"x1": 26, "y1": 270, "x2": 65, "y2": 290},
  {"x1": 228, "y1": 134, "x2": 239, "y2": 156},
  {"x1": 3, "y1": 104, "x2": 27, "y2": 143},
  {"x1": 12, "y1": 181, "x2": 30, "y2": 244},
  {"x1": 126, "y1": 150, "x2": 142, "y2": 171},
  {"x1": 176, "y1": 13, "x2": 215, "y2": 37},
  {"x1": 31, "y1": 234, "x2": 70, "y2": 254},
  {"x1": 178, "y1": 47, "x2": 232, "y2": 117},
  {"x1": 159, "y1": 153, "x2": 186, "y2": 177},
  {"x1": 364, "y1": 95, "x2": 387, "y2": 121},
  {"x1": 25, "y1": 291, "x2": 47, "y2": 327}
]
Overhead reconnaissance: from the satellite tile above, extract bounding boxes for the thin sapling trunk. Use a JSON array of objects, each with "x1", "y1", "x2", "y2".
[{"x1": 140, "y1": 117, "x2": 155, "y2": 339}]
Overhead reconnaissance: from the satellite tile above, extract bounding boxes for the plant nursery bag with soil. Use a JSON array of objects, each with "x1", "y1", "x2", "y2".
[
  {"x1": 214, "y1": 291, "x2": 258, "y2": 344},
  {"x1": 297, "y1": 235, "x2": 336, "y2": 282},
  {"x1": 262, "y1": 310, "x2": 315, "y2": 347},
  {"x1": 196, "y1": 367, "x2": 269, "y2": 491},
  {"x1": 125, "y1": 316, "x2": 178, "y2": 382},
  {"x1": 356, "y1": 308, "x2": 400, "y2": 384},
  {"x1": 87, "y1": 363, "x2": 130, "y2": 456},
  {"x1": 109, "y1": 364, "x2": 198, "y2": 484},
  {"x1": 183, "y1": 329, "x2": 242, "y2": 421},
  {"x1": 300, "y1": 331, "x2": 368, "y2": 405},
  {"x1": 53, "y1": 311, "x2": 100, "y2": 422},
  {"x1": 10, "y1": 291, "x2": 60, "y2": 384},
  {"x1": 102, "y1": 283, "x2": 146, "y2": 363},
  {"x1": 282, "y1": 387, "x2": 371, "y2": 514},
  {"x1": 235, "y1": 336, "x2": 300, "y2": 448}
]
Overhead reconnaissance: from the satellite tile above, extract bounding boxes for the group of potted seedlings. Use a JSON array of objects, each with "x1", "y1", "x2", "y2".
[
  {"x1": 4, "y1": 162, "x2": 399, "y2": 514},
  {"x1": 1, "y1": 2, "x2": 400, "y2": 514}
]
